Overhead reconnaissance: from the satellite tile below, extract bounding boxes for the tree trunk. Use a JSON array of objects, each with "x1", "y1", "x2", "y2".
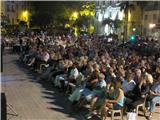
[
  {"x1": 124, "y1": 10, "x2": 128, "y2": 42},
  {"x1": 141, "y1": 8, "x2": 143, "y2": 36}
]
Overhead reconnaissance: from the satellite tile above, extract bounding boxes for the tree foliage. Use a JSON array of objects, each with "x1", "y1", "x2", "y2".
[{"x1": 30, "y1": 1, "x2": 83, "y2": 27}]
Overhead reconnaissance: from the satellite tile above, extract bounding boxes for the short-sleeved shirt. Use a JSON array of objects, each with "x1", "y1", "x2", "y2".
[{"x1": 122, "y1": 80, "x2": 136, "y2": 93}]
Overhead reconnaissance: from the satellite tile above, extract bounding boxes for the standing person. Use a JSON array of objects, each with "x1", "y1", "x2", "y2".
[
  {"x1": 19, "y1": 37, "x2": 23, "y2": 53},
  {"x1": 36, "y1": 37, "x2": 41, "y2": 48},
  {"x1": 1, "y1": 37, "x2": 6, "y2": 54}
]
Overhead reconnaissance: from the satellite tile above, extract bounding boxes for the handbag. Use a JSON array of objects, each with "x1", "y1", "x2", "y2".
[{"x1": 127, "y1": 112, "x2": 136, "y2": 120}]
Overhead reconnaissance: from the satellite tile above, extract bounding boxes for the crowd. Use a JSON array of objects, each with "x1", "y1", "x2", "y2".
[{"x1": 2, "y1": 31, "x2": 160, "y2": 120}]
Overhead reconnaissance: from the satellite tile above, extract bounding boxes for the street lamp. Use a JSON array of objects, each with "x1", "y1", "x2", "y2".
[
  {"x1": 149, "y1": 23, "x2": 156, "y2": 38},
  {"x1": 132, "y1": 28, "x2": 136, "y2": 32},
  {"x1": 149, "y1": 23, "x2": 156, "y2": 29}
]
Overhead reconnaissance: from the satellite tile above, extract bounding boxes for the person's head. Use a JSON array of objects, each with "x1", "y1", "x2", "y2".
[
  {"x1": 93, "y1": 63, "x2": 100, "y2": 71},
  {"x1": 72, "y1": 62, "x2": 79, "y2": 68},
  {"x1": 117, "y1": 71, "x2": 125, "y2": 81},
  {"x1": 145, "y1": 73, "x2": 153, "y2": 84},
  {"x1": 98, "y1": 73, "x2": 105, "y2": 81},
  {"x1": 113, "y1": 80, "x2": 122, "y2": 89},
  {"x1": 67, "y1": 60, "x2": 73, "y2": 67},
  {"x1": 109, "y1": 67, "x2": 114, "y2": 73},
  {"x1": 126, "y1": 73, "x2": 134, "y2": 82},
  {"x1": 135, "y1": 69, "x2": 141, "y2": 77},
  {"x1": 37, "y1": 47, "x2": 42, "y2": 52}
]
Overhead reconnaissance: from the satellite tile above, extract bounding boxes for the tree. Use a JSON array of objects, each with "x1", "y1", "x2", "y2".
[
  {"x1": 136, "y1": 1, "x2": 148, "y2": 36},
  {"x1": 74, "y1": 2, "x2": 95, "y2": 34},
  {"x1": 118, "y1": 1, "x2": 135, "y2": 40},
  {"x1": 30, "y1": 1, "x2": 83, "y2": 28}
]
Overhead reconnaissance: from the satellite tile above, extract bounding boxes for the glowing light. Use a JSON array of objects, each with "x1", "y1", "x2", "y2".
[
  {"x1": 149, "y1": 23, "x2": 156, "y2": 29},
  {"x1": 130, "y1": 35, "x2": 136, "y2": 42},
  {"x1": 132, "y1": 28, "x2": 136, "y2": 31}
]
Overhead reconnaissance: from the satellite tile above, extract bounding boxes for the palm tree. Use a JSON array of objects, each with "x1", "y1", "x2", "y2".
[
  {"x1": 136, "y1": 1, "x2": 148, "y2": 36},
  {"x1": 118, "y1": 1, "x2": 135, "y2": 41}
]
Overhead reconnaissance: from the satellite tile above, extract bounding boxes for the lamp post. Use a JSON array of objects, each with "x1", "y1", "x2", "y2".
[
  {"x1": 149, "y1": 23, "x2": 156, "y2": 29},
  {"x1": 149, "y1": 23, "x2": 156, "y2": 37}
]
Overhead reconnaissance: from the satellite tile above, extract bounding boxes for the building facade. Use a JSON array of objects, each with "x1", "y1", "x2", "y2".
[
  {"x1": 94, "y1": 1, "x2": 143, "y2": 40},
  {"x1": 94, "y1": 1, "x2": 160, "y2": 40},
  {"x1": 95, "y1": 1, "x2": 124, "y2": 36},
  {"x1": 1, "y1": 1, "x2": 29, "y2": 25},
  {"x1": 142, "y1": 2, "x2": 160, "y2": 40}
]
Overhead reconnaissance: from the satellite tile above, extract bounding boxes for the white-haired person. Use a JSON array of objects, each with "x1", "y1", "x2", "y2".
[{"x1": 125, "y1": 73, "x2": 153, "y2": 111}]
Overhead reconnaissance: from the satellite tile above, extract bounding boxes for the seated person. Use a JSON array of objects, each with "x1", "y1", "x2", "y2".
[
  {"x1": 48, "y1": 59, "x2": 68, "y2": 81},
  {"x1": 77, "y1": 73, "x2": 106, "y2": 108},
  {"x1": 147, "y1": 76, "x2": 160, "y2": 119},
  {"x1": 68, "y1": 70, "x2": 103, "y2": 107},
  {"x1": 99, "y1": 80, "x2": 125, "y2": 120},
  {"x1": 84, "y1": 73, "x2": 107, "y2": 102},
  {"x1": 86, "y1": 82, "x2": 114, "y2": 119},
  {"x1": 125, "y1": 73, "x2": 153, "y2": 111},
  {"x1": 122, "y1": 73, "x2": 136, "y2": 94},
  {"x1": 40, "y1": 59, "x2": 65, "y2": 81},
  {"x1": 134, "y1": 69, "x2": 142, "y2": 84},
  {"x1": 27, "y1": 48, "x2": 50, "y2": 70},
  {"x1": 54, "y1": 60, "x2": 73, "y2": 90},
  {"x1": 23, "y1": 45, "x2": 37, "y2": 63},
  {"x1": 66, "y1": 63, "x2": 80, "y2": 93}
]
